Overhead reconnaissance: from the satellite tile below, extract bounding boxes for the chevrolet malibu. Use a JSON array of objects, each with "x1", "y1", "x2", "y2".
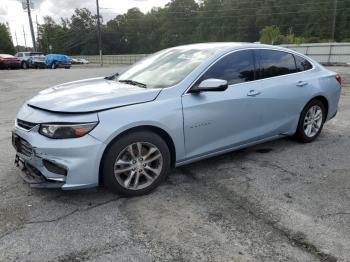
[{"x1": 13, "y1": 43, "x2": 341, "y2": 196}]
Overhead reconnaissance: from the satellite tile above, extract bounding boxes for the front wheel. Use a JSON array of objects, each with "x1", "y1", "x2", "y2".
[
  {"x1": 21, "y1": 61, "x2": 28, "y2": 69},
  {"x1": 51, "y1": 62, "x2": 57, "y2": 69},
  {"x1": 295, "y1": 99, "x2": 326, "y2": 143},
  {"x1": 102, "y1": 131, "x2": 171, "y2": 196}
]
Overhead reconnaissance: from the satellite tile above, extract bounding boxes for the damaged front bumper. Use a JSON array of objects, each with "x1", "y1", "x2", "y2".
[
  {"x1": 12, "y1": 126, "x2": 106, "y2": 190},
  {"x1": 14, "y1": 154, "x2": 64, "y2": 188}
]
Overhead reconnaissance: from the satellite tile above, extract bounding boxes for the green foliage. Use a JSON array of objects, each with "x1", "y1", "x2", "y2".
[
  {"x1": 0, "y1": 23, "x2": 15, "y2": 54},
  {"x1": 260, "y1": 26, "x2": 281, "y2": 44},
  {"x1": 37, "y1": 0, "x2": 350, "y2": 55}
]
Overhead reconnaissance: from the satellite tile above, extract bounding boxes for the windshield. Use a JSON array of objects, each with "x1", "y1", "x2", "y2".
[{"x1": 117, "y1": 47, "x2": 218, "y2": 89}]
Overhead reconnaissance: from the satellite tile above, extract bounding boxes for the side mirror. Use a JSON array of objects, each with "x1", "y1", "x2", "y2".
[{"x1": 191, "y1": 79, "x2": 228, "y2": 93}]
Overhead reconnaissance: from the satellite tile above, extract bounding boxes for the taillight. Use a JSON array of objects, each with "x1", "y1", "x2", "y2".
[{"x1": 336, "y1": 74, "x2": 342, "y2": 86}]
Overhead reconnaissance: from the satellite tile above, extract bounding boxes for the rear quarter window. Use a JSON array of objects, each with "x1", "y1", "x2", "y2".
[{"x1": 294, "y1": 55, "x2": 313, "y2": 72}]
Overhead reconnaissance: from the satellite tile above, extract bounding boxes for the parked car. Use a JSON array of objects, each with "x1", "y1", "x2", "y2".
[
  {"x1": 71, "y1": 58, "x2": 89, "y2": 65},
  {"x1": 45, "y1": 54, "x2": 71, "y2": 69},
  {"x1": 29, "y1": 54, "x2": 46, "y2": 69},
  {"x1": 79, "y1": 58, "x2": 89, "y2": 64},
  {"x1": 0, "y1": 54, "x2": 21, "y2": 69},
  {"x1": 15, "y1": 52, "x2": 44, "y2": 69},
  {"x1": 13, "y1": 43, "x2": 341, "y2": 196}
]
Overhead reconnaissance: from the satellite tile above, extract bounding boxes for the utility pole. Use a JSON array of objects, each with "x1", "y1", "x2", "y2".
[
  {"x1": 96, "y1": 0, "x2": 103, "y2": 66},
  {"x1": 23, "y1": 25, "x2": 27, "y2": 51},
  {"x1": 331, "y1": 0, "x2": 338, "y2": 41},
  {"x1": 15, "y1": 31, "x2": 19, "y2": 52},
  {"x1": 36, "y1": 15, "x2": 40, "y2": 51},
  {"x1": 24, "y1": 0, "x2": 36, "y2": 51}
]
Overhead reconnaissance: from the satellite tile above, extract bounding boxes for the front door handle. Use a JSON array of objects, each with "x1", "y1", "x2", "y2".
[
  {"x1": 247, "y1": 90, "x2": 261, "y2": 97},
  {"x1": 296, "y1": 81, "x2": 308, "y2": 87}
]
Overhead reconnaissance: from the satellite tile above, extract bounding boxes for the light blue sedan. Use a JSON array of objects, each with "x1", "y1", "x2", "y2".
[{"x1": 13, "y1": 43, "x2": 341, "y2": 196}]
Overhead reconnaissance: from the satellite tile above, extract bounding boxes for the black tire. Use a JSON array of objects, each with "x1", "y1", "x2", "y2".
[
  {"x1": 21, "y1": 61, "x2": 28, "y2": 69},
  {"x1": 64, "y1": 66, "x2": 71, "y2": 69},
  {"x1": 51, "y1": 62, "x2": 57, "y2": 69},
  {"x1": 102, "y1": 130, "x2": 171, "y2": 196},
  {"x1": 295, "y1": 99, "x2": 326, "y2": 143}
]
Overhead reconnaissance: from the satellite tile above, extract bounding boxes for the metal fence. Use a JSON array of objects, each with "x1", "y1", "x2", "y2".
[
  {"x1": 73, "y1": 43, "x2": 350, "y2": 65},
  {"x1": 281, "y1": 43, "x2": 350, "y2": 65},
  {"x1": 72, "y1": 54, "x2": 147, "y2": 64}
]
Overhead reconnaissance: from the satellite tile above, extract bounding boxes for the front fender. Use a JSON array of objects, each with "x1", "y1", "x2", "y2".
[{"x1": 91, "y1": 97, "x2": 185, "y2": 163}]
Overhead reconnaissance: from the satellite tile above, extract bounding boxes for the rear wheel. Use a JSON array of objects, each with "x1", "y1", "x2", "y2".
[
  {"x1": 295, "y1": 99, "x2": 326, "y2": 143},
  {"x1": 102, "y1": 131, "x2": 171, "y2": 196},
  {"x1": 51, "y1": 62, "x2": 57, "y2": 69}
]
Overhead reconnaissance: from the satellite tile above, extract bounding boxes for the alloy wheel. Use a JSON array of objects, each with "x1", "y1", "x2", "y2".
[
  {"x1": 114, "y1": 142, "x2": 163, "y2": 190},
  {"x1": 303, "y1": 105, "x2": 323, "y2": 138}
]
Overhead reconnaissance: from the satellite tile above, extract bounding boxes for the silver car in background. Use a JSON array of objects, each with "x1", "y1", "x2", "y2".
[
  {"x1": 13, "y1": 43, "x2": 341, "y2": 196},
  {"x1": 15, "y1": 52, "x2": 45, "y2": 69}
]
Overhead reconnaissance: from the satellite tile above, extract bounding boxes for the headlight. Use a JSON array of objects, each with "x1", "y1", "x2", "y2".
[{"x1": 39, "y1": 122, "x2": 98, "y2": 139}]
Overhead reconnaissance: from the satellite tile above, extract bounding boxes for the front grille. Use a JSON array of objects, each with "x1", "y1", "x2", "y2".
[{"x1": 17, "y1": 119, "x2": 37, "y2": 130}]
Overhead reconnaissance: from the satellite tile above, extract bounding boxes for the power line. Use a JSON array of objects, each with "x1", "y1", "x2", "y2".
[
  {"x1": 174, "y1": 0, "x2": 344, "y2": 7},
  {"x1": 163, "y1": 1, "x2": 346, "y2": 13},
  {"x1": 100, "y1": 7, "x2": 349, "y2": 21}
]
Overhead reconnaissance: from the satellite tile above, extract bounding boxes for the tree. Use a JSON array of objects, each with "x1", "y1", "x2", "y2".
[
  {"x1": 0, "y1": 23, "x2": 15, "y2": 54},
  {"x1": 35, "y1": 1, "x2": 350, "y2": 55},
  {"x1": 260, "y1": 25, "x2": 281, "y2": 45}
]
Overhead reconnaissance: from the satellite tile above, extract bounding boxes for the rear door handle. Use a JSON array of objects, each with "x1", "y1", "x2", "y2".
[
  {"x1": 296, "y1": 81, "x2": 308, "y2": 87},
  {"x1": 247, "y1": 90, "x2": 261, "y2": 97}
]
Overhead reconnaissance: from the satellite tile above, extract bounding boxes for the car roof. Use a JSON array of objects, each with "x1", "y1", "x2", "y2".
[{"x1": 171, "y1": 42, "x2": 296, "y2": 54}]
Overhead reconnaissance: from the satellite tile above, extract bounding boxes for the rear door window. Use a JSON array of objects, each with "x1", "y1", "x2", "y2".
[
  {"x1": 294, "y1": 55, "x2": 313, "y2": 72},
  {"x1": 257, "y1": 50, "x2": 297, "y2": 79},
  {"x1": 198, "y1": 50, "x2": 256, "y2": 86}
]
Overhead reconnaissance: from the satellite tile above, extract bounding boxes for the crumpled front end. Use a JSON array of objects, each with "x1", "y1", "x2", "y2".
[{"x1": 12, "y1": 104, "x2": 106, "y2": 190}]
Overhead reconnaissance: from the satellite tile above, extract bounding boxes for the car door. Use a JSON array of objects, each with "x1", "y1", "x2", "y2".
[
  {"x1": 182, "y1": 50, "x2": 266, "y2": 159},
  {"x1": 253, "y1": 49, "x2": 312, "y2": 137}
]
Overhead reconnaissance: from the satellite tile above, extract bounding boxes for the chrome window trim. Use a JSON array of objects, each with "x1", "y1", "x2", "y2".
[{"x1": 183, "y1": 47, "x2": 315, "y2": 95}]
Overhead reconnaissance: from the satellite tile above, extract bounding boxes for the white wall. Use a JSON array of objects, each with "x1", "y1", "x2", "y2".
[
  {"x1": 281, "y1": 43, "x2": 350, "y2": 65},
  {"x1": 72, "y1": 43, "x2": 350, "y2": 65}
]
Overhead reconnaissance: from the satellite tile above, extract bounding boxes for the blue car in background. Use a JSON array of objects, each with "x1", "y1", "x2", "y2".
[{"x1": 45, "y1": 54, "x2": 71, "y2": 69}]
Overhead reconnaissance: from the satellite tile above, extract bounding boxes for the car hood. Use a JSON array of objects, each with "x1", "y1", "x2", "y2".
[{"x1": 27, "y1": 77, "x2": 161, "y2": 113}]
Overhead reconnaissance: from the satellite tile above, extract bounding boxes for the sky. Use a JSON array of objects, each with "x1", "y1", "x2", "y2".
[{"x1": 0, "y1": 0, "x2": 171, "y2": 47}]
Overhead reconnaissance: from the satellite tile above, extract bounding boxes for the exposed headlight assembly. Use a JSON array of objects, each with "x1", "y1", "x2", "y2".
[{"x1": 39, "y1": 122, "x2": 98, "y2": 139}]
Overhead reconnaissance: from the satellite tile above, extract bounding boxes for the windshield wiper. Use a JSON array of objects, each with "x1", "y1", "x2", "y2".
[{"x1": 118, "y1": 79, "x2": 147, "y2": 88}]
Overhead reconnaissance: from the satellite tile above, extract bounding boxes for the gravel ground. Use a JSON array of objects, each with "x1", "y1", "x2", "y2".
[{"x1": 0, "y1": 65, "x2": 349, "y2": 262}]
